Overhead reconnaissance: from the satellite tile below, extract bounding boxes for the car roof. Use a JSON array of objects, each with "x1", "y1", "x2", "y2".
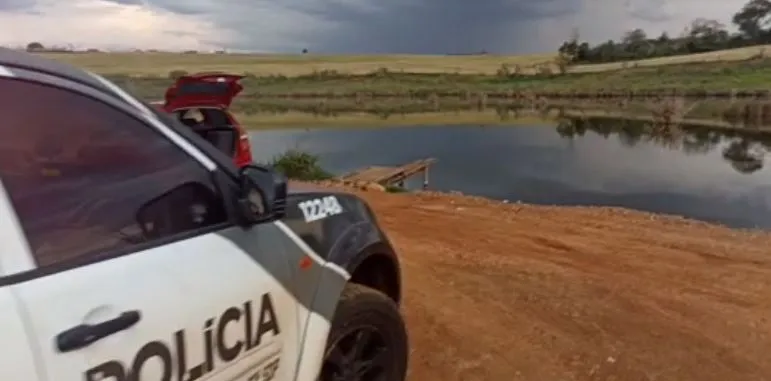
[{"x1": 0, "y1": 48, "x2": 112, "y2": 92}]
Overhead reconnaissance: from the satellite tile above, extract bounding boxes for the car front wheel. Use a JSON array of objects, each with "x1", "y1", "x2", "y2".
[{"x1": 319, "y1": 283, "x2": 408, "y2": 381}]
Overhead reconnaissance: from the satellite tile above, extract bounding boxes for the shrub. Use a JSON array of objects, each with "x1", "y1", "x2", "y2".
[
  {"x1": 267, "y1": 150, "x2": 333, "y2": 181},
  {"x1": 168, "y1": 70, "x2": 188, "y2": 80},
  {"x1": 496, "y1": 64, "x2": 511, "y2": 77}
]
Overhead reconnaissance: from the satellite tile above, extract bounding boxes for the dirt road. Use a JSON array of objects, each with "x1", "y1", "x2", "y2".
[{"x1": 342, "y1": 187, "x2": 771, "y2": 381}]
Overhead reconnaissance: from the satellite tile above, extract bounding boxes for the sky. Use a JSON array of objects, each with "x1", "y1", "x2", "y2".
[{"x1": 0, "y1": 0, "x2": 750, "y2": 54}]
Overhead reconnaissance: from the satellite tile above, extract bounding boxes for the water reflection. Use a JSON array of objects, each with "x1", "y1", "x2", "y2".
[
  {"x1": 556, "y1": 117, "x2": 771, "y2": 175},
  {"x1": 251, "y1": 118, "x2": 771, "y2": 228}
]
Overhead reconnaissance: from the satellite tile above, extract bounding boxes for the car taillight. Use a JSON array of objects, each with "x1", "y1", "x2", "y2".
[{"x1": 234, "y1": 131, "x2": 253, "y2": 168}]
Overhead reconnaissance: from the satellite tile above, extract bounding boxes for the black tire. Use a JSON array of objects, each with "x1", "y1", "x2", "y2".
[{"x1": 319, "y1": 283, "x2": 409, "y2": 381}]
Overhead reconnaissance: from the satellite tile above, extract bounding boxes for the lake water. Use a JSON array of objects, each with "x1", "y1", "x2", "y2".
[{"x1": 250, "y1": 118, "x2": 771, "y2": 229}]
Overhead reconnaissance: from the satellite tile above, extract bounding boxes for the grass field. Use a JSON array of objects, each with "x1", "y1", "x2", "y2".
[
  {"x1": 33, "y1": 45, "x2": 771, "y2": 100},
  {"x1": 38, "y1": 45, "x2": 771, "y2": 77},
  {"x1": 106, "y1": 58, "x2": 771, "y2": 101},
  {"x1": 38, "y1": 51, "x2": 557, "y2": 76}
]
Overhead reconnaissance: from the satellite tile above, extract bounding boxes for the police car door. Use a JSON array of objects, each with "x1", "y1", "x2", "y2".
[
  {"x1": 0, "y1": 77, "x2": 299, "y2": 381},
  {"x1": 0, "y1": 202, "x2": 40, "y2": 381}
]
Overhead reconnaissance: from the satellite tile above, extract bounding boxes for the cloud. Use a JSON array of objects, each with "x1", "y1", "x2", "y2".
[
  {"x1": 0, "y1": 0, "x2": 749, "y2": 53},
  {"x1": 0, "y1": 0, "x2": 225, "y2": 50},
  {"x1": 0, "y1": 0, "x2": 31, "y2": 10}
]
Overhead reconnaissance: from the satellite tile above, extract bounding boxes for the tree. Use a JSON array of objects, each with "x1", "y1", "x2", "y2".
[
  {"x1": 732, "y1": 0, "x2": 771, "y2": 40},
  {"x1": 680, "y1": 130, "x2": 720, "y2": 154},
  {"x1": 684, "y1": 18, "x2": 730, "y2": 52},
  {"x1": 575, "y1": 42, "x2": 590, "y2": 61},
  {"x1": 557, "y1": 39, "x2": 578, "y2": 58},
  {"x1": 557, "y1": 28, "x2": 582, "y2": 64},
  {"x1": 722, "y1": 139, "x2": 765, "y2": 174},
  {"x1": 555, "y1": 0, "x2": 771, "y2": 64},
  {"x1": 622, "y1": 29, "x2": 648, "y2": 45},
  {"x1": 688, "y1": 18, "x2": 728, "y2": 41},
  {"x1": 26, "y1": 42, "x2": 44, "y2": 52},
  {"x1": 621, "y1": 29, "x2": 651, "y2": 58}
]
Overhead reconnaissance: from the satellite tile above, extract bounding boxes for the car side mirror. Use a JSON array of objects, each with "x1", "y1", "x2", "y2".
[
  {"x1": 136, "y1": 182, "x2": 227, "y2": 240},
  {"x1": 236, "y1": 164, "x2": 288, "y2": 225}
]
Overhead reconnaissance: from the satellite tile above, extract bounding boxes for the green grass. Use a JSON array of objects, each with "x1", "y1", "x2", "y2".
[
  {"x1": 384, "y1": 185, "x2": 409, "y2": 193},
  {"x1": 265, "y1": 150, "x2": 333, "y2": 181},
  {"x1": 237, "y1": 110, "x2": 556, "y2": 129},
  {"x1": 108, "y1": 59, "x2": 771, "y2": 100},
  {"x1": 95, "y1": 55, "x2": 771, "y2": 132}
]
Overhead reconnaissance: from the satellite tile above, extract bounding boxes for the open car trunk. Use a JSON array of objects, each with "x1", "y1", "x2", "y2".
[
  {"x1": 174, "y1": 108, "x2": 238, "y2": 157},
  {"x1": 160, "y1": 73, "x2": 248, "y2": 161},
  {"x1": 164, "y1": 72, "x2": 244, "y2": 109}
]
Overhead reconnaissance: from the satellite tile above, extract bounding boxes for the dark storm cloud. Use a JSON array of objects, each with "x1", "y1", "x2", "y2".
[
  {"x1": 305, "y1": 0, "x2": 582, "y2": 54},
  {"x1": 98, "y1": 0, "x2": 583, "y2": 53},
  {"x1": 1, "y1": 0, "x2": 747, "y2": 52},
  {"x1": 0, "y1": 0, "x2": 34, "y2": 10}
]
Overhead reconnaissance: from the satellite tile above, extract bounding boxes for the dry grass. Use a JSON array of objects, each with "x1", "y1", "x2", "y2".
[
  {"x1": 36, "y1": 44, "x2": 771, "y2": 77},
  {"x1": 37, "y1": 52, "x2": 556, "y2": 76}
]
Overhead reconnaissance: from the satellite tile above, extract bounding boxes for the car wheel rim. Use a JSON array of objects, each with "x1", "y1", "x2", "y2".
[{"x1": 320, "y1": 325, "x2": 389, "y2": 381}]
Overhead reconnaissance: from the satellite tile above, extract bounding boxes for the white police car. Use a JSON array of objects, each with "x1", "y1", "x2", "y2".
[{"x1": 0, "y1": 48, "x2": 408, "y2": 381}]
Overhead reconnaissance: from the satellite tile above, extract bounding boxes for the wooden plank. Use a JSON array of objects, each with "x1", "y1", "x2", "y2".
[
  {"x1": 384, "y1": 159, "x2": 435, "y2": 183},
  {"x1": 338, "y1": 158, "x2": 436, "y2": 185},
  {"x1": 339, "y1": 166, "x2": 396, "y2": 183}
]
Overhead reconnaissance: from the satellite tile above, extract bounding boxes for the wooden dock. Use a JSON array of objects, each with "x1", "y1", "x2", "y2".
[{"x1": 338, "y1": 158, "x2": 436, "y2": 190}]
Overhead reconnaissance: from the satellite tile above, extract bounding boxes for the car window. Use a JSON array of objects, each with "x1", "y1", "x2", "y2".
[{"x1": 0, "y1": 77, "x2": 228, "y2": 268}]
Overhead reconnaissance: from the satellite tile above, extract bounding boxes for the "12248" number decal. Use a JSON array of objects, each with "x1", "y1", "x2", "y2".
[{"x1": 298, "y1": 196, "x2": 343, "y2": 222}]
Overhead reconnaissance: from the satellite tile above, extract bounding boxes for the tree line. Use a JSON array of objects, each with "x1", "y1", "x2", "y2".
[{"x1": 558, "y1": 0, "x2": 771, "y2": 64}]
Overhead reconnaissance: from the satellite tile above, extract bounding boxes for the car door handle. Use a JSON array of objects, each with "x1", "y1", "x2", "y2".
[{"x1": 56, "y1": 310, "x2": 141, "y2": 352}]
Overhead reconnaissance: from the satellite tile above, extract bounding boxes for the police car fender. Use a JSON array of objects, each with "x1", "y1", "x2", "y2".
[
  {"x1": 297, "y1": 196, "x2": 343, "y2": 222},
  {"x1": 269, "y1": 217, "x2": 352, "y2": 380},
  {"x1": 278, "y1": 197, "x2": 400, "y2": 381}
]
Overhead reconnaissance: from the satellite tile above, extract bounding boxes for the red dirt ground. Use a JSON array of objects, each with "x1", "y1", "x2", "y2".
[{"x1": 342, "y1": 187, "x2": 771, "y2": 381}]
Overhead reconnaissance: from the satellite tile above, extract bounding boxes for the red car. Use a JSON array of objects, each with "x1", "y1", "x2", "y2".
[{"x1": 151, "y1": 72, "x2": 253, "y2": 167}]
